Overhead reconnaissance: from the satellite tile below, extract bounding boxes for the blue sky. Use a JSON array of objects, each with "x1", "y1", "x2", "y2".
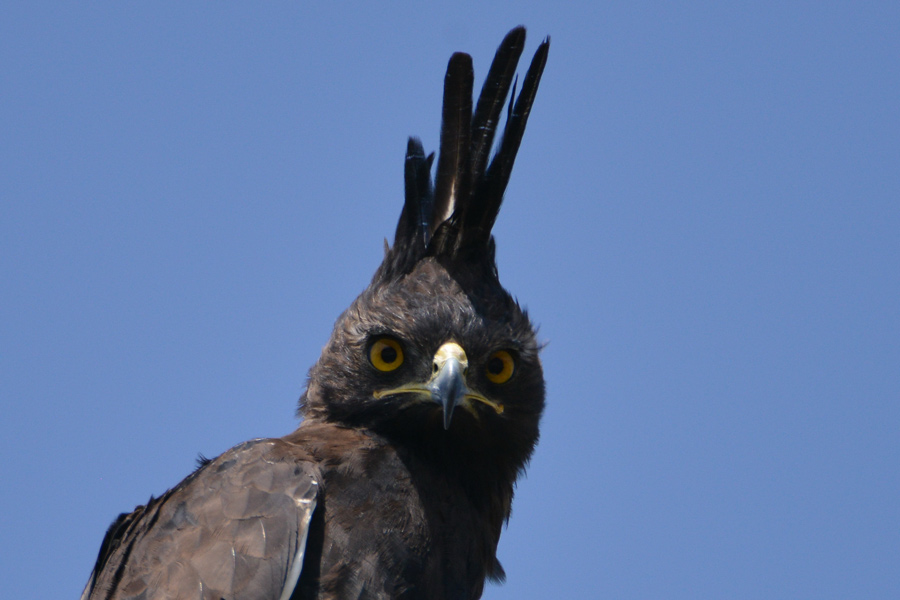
[{"x1": 2, "y1": 2, "x2": 898, "y2": 598}]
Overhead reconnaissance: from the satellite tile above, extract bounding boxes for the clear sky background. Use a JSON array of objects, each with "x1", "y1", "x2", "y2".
[{"x1": 2, "y1": 2, "x2": 898, "y2": 599}]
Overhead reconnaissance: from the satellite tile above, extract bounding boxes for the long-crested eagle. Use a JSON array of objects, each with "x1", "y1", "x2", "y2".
[{"x1": 82, "y1": 26, "x2": 549, "y2": 600}]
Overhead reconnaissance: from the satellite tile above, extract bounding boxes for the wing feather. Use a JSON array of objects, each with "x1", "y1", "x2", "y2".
[{"x1": 82, "y1": 439, "x2": 319, "y2": 600}]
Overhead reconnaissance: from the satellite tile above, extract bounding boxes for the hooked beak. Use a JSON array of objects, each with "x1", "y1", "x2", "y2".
[{"x1": 428, "y1": 342, "x2": 469, "y2": 430}]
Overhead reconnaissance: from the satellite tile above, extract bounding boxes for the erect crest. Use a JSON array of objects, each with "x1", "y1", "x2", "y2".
[{"x1": 379, "y1": 26, "x2": 549, "y2": 282}]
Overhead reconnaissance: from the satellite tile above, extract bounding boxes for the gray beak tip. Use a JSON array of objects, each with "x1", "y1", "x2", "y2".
[
  {"x1": 430, "y1": 354, "x2": 467, "y2": 431},
  {"x1": 442, "y1": 406, "x2": 454, "y2": 430}
]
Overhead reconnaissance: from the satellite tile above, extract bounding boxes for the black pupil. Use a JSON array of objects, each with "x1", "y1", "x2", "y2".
[
  {"x1": 488, "y1": 356, "x2": 505, "y2": 375},
  {"x1": 380, "y1": 345, "x2": 398, "y2": 364}
]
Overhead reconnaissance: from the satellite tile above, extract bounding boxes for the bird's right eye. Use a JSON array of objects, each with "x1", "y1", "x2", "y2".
[{"x1": 369, "y1": 337, "x2": 404, "y2": 372}]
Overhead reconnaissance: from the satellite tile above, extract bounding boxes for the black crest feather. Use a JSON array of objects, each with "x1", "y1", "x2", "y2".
[
  {"x1": 380, "y1": 26, "x2": 549, "y2": 281},
  {"x1": 395, "y1": 138, "x2": 435, "y2": 253}
]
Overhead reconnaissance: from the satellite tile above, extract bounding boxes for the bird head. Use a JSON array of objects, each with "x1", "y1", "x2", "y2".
[{"x1": 301, "y1": 27, "x2": 548, "y2": 476}]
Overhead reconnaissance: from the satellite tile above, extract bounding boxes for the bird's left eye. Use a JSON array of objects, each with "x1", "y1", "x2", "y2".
[
  {"x1": 485, "y1": 350, "x2": 515, "y2": 384},
  {"x1": 369, "y1": 337, "x2": 404, "y2": 372}
]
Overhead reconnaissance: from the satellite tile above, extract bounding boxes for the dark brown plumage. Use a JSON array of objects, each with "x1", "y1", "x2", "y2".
[{"x1": 82, "y1": 26, "x2": 548, "y2": 600}]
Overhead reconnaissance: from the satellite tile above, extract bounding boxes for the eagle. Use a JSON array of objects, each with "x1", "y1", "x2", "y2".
[{"x1": 82, "y1": 26, "x2": 549, "y2": 600}]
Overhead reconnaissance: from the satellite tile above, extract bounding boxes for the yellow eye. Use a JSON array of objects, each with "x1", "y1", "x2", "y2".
[
  {"x1": 485, "y1": 350, "x2": 515, "y2": 384},
  {"x1": 369, "y1": 337, "x2": 404, "y2": 372}
]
